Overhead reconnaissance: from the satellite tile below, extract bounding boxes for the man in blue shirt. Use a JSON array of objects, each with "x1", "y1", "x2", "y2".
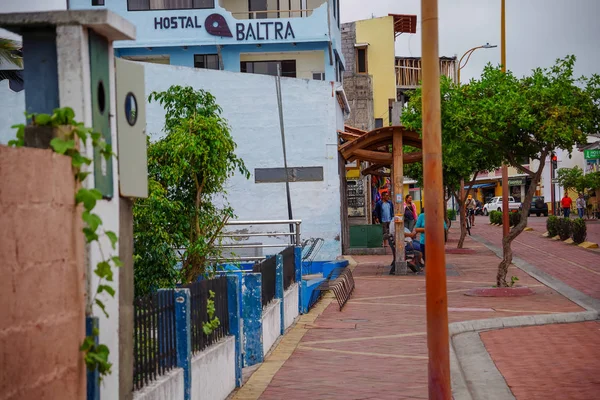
[{"x1": 374, "y1": 191, "x2": 394, "y2": 236}]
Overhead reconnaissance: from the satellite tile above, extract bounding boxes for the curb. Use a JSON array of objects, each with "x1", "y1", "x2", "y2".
[{"x1": 450, "y1": 234, "x2": 600, "y2": 400}]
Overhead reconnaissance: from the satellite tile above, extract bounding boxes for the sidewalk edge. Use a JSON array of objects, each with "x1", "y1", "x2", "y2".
[{"x1": 450, "y1": 234, "x2": 600, "y2": 400}]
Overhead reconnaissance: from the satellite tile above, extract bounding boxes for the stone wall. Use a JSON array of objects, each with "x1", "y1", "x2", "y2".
[
  {"x1": 340, "y1": 22, "x2": 374, "y2": 131},
  {"x1": 0, "y1": 145, "x2": 86, "y2": 400}
]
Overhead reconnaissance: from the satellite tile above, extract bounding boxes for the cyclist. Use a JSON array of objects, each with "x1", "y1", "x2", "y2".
[{"x1": 465, "y1": 194, "x2": 476, "y2": 227}]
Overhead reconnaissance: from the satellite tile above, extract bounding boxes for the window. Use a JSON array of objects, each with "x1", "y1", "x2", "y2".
[
  {"x1": 375, "y1": 118, "x2": 383, "y2": 128},
  {"x1": 194, "y1": 54, "x2": 220, "y2": 70},
  {"x1": 240, "y1": 60, "x2": 296, "y2": 78},
  {"x1": 92, "y1": 0, "x2": 105, "y2": 5},
  {"x1": 312, "y1": 72, "x2": 325, "y2": 81},
  {"x1": 356, "y1": 47, "x2": 367, "y2": 73},
  {"x1": 128, "y1": 0, "x2": 214, "y2": 11}
]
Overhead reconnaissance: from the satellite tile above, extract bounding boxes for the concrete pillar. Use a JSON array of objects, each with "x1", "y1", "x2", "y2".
[
  {"x1": 174, "y1": 288, "x2": 192, "y2": 400},
  {"x1": 226, "y1": 275, "x2": 242, "y2": 387},
  {"x1": 242, "y1": 273, "x2": 264, "y2": 367},
  {"x1": 275, "y1": 254, "x2": 284, "y2": 335}
]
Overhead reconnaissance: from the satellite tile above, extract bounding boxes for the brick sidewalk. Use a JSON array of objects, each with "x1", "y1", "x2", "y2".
[
  {"x1": 481, "y1": 321, "x2": 600, "y2": 400},
  {"x1": 472, "y1": 215, "x2": 600, "y2": 300},
  {"x1": 232, "y1": 230, "x2": 587, "y2": 400}
]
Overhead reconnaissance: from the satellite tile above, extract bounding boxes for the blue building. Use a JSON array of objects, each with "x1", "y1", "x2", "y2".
[{"x1": 70, "y1": 0, "x2": 344, "y2": 81}]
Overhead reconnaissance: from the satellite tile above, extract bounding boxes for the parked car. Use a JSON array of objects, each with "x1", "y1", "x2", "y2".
[
  {"x1": 483, "y1": 196, "x2": 522, "y2": 215},
  {"x1": 528, "y1": 196, "x2": 549, "y2": 217}
]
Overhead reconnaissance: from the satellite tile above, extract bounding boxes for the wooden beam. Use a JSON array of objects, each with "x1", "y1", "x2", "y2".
[
  {"x1": 352, "y1": 149, "x2": 392, "y2": 164},
  {"x1": 337, "y1": 130, "x2": 361, "y2": 141}
]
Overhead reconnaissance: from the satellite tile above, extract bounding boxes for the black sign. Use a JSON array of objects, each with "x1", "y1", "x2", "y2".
[
  {"x1": 235, "y1": 21, "x2": 295, "y2": 41},
  {"x1": 153, "y1": 13, "x2": 296, "y2": 42},
  {"x1": 154, "y1": 16, "x2": 202, "y2": 30}
]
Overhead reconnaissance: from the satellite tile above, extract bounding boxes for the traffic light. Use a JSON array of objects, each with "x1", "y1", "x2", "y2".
[{"x1": 551, "y1": 154, "x2": 558, "y2": 169}]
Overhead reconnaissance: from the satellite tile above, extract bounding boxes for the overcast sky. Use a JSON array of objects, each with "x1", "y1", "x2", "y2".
[{"x1": 341, "y1": 0, "x2": 600, "y2": 83}]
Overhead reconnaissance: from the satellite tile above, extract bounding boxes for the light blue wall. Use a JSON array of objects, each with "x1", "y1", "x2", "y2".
[
  {"x1": 69, "y1": 0, "x2": 344, "y2": 76},
  {"x1": 115, "y1": 41, "x2": 334, "y2": 79}
]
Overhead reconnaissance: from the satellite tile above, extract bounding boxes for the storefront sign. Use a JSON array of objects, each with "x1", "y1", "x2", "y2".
[
  {"x1": 153, "y1": 13, "x2": 296, "y2": 41},
  {"x1": 508, "y1": 178, "x2": 525, "y2": 186},
  {"x1": 584, "y1": 149, "x2": 600, "y2": 159}
]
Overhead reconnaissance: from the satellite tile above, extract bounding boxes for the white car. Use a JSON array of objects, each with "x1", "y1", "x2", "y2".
[{"x1": 483, "y1": 196, "x2": 522, "y2": 215}]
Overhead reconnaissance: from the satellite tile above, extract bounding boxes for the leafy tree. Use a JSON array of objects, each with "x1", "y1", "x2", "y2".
[
  {"x1": 457, "y1": 56, "x2": 599, "y2": 286},
  {"x1": 557, "y1": 166, "x2": 600, "y2": 196},
  {"x1": 0, "y1": 38, "x2": 22, "y2": 83},
  {"x1": 133, "y1": 86, "x2": 249, "y2": 296},
  {"x1": 402, "y1": 76, "x2": 503, "y2": 247}
]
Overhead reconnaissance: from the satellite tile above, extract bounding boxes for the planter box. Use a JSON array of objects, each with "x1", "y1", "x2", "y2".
[{"x1": 24, "y1": 125, "x2": 73, "y2": 149}]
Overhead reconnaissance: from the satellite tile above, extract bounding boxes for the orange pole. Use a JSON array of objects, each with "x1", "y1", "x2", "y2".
[
  {"x1": 421, "y1": 0, "x2": 451, "y2": 398},
  {"x1": 501, "y1": 0, "x2": 509, "y2": 236}
]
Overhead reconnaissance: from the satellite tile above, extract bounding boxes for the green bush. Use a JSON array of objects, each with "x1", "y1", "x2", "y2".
[
  {"x1": 572, "y1": 218, "x2": 587, "y2": 244},
  {"x1": 490, "y1": 210, "x2": 503, "y2": 225},
  {"x1": 547, "y1": 215, "x2": 559, "y2": 237},
  {"x1": 509, "y1": 212, "x2": 521, "y2": 227},
  {"x1": 556, "y1": 218, "x2": 573, "y2": 241},
  {"x1": 447, "y1": 209, "x2": 457, "y2": 221}
]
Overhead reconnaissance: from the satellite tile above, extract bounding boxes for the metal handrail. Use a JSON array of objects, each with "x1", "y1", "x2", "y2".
[{"x1": 217, "y1": 219, "x2": 303, "y2": 261}]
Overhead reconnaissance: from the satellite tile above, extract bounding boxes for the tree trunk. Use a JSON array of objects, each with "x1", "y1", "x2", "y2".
[{"x1": 496, "y1": 154, "x2": 547, "y2": 286}]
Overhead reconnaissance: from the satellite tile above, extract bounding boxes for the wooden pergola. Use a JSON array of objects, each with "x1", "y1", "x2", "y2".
[
  {"x1": 338, "y1": 125, "x2": 423, "y2": 174},
  {"x1": 338, "y1": 124, "x2": 423, "y2": 275}
]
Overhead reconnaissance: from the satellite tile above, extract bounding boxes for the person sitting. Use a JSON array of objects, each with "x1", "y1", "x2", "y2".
[{"x1": 387, "y1": 222, "x2": 424, "y2": 275}]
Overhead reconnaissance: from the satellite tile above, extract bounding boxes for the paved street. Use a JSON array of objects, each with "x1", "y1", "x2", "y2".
[
  {"x1": 473, "y1": 215, "x2": 600, "y2": 300},
  {"x1": 233, "y1": 226, "x2": 599, "y2": 400}
]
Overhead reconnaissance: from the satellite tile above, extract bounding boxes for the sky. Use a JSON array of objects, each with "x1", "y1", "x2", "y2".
[
  {"x1": 341, "y1": 0, "x2": 600, "y2": 83},
  {"x1": 2, "y1": 0, "x2": 599, "y2": 81}
]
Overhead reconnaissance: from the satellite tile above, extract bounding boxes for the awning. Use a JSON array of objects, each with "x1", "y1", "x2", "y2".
[{"x1": 464, "y1": 183, "x2": 496, "y2": 189}]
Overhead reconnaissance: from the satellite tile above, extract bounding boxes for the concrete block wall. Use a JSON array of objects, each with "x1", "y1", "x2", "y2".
[
  {"x1": 283, "y1": 283, "x2": 300, "y2": 330},
  {"x1": 133, "y1": 368, "x2": 185, "y2": 400},
  {"x1": 191, "y1": 337, "x2": 236, "y2": 400},
  {"x1": 262, "y1": 299, "x2": 282, "y2": 357},
  {"x1": 0, "y1": 145, "x2": 86, "y2": 400}
]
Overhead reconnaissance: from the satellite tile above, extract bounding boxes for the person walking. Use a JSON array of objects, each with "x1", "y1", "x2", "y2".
[
  {"x1": 561, "y1": 193, "x2": 573, "y2": 218},
  {"x1": 404, "y1": 194, "x2": 418, "y2": 231},
  {"x1": 374, "y1": 191, "x2": 394, "y2": 236},
  {"x1": 576, "y1": 193, "x2": 586, "y2": 219}
]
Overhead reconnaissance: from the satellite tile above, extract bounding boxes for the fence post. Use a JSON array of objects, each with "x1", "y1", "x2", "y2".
[
  {"x1": 174, "y1": 288, "x2": 192, "y2": 400},
  {"x1": 242, "y1": 273, "x2": 264, "y2": 366},
  {"x1": 86, "y1": 316, "x2": 100, "y2": 400},
  {"x1": 275, "y1": 254, "x2": 284, "y2": 335},
  {"x1": 226, "y1": 275, "x2": 242, "y2": 387},
  {"x1": 294, "y1": 246, "x2": 303, "y2": 314}
]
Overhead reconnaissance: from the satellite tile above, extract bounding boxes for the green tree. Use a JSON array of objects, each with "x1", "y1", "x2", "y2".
[
  {"x1": 556, "y1": 166, "x2": 586, "y2": 193},
  {"x1": 458, "y1": 56, "x2": 599, "y2": 286},
  {"x1": 402, "y1": 76, "x2": 503, "y2": 248},
  {"x1": 133, "y1": 86, "x2": 249, "y2": 296}
]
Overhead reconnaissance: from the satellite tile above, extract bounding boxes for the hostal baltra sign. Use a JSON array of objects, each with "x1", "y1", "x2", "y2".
[{"x1": 153, "y1": 13, "x2": 296, "y2": 40}]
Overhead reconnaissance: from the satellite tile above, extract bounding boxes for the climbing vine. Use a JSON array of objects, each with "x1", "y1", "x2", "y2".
[{"x1": 10, "y1": 107, "x2": 120, "y2": 379}]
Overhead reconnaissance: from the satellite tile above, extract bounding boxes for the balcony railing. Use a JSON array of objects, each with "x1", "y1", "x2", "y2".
[
  {"x1": 396, "y1": 57, "x2": 457, "y2": 88},
  {"x1": 230, "y1": 9, "x2": 314, "y2": 19}
]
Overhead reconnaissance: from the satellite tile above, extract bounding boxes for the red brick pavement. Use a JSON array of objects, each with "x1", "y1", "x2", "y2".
[
  {"x1": 472, "y1": 215, "x2": 600, "y2": 300},
  {"x1": 481, "y1": 321, "x2": 600, "y2": 400},
  {"x1": 257, "y1": 231, "x2": 584, "y2": 400}
]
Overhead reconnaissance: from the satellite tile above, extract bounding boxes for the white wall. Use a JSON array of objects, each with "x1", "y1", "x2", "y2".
[
  {"x1": 261, "y1": 299, "x2": 281, "y2": 356},
  {"x1": 133, "y1": 368, "x2": 184, "y2": 400},
  {"x1": 191, "y1": 336, "x2": 236, "y2": 400},
  {"x1": 283, "y1": 283, "x2": 299, "y2": 330},
  {"x1": 143, "y1": 63, "x2": 343, "y2": 260},
  {"x1": 0, "y1": 81, "x2": 25, "y2": 145}
]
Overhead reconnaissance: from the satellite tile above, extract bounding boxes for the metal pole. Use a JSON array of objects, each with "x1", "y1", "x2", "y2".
[
  {"x1": 421, "y1": 0, "x2": 451, "y2": 398},
  {"x1": 393, "y1": 129, "x2": 407, "y2": 275},
  {"x1": 275, "y1": 65, "x2": 295, "y2": 243},
  {"x1": 500, "y1": 0, "x2": 510, "y2": 237}
]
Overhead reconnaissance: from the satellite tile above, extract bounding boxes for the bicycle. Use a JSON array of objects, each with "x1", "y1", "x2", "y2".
[{"x1": 465, "y1": 209, "x2": 473, "y2": 236}]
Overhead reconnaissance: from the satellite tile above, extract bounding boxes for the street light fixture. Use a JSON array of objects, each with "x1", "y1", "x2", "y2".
[{"x1": 457, "y1": 43, "x2": 498, "y2": 83}]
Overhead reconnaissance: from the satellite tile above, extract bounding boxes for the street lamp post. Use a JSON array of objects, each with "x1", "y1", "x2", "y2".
[
  {"x1": 457, "y1": 43, "x2": 497, "y2": 84},
  {"x1": 500, "y1": 0, "x2": 510, "y2": 237}
]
